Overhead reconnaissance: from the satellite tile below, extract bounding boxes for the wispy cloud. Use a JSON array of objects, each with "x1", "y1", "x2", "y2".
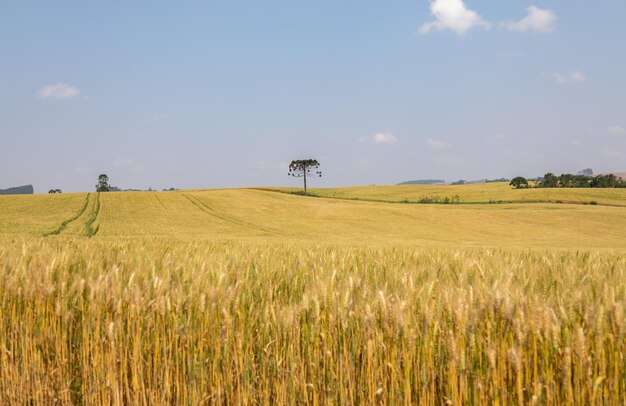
[
  {"x1": 74, "y1": 165, "x2": 93, "y2": 174},
  {"x1": 359, "y1": 132, "x2": 398, "y2": 145},
  {"x1": 607, "y1": 126, "x2": 625, "y2": 136},
  {"x1": 355, "y1": 156, "x2": 371, "y2": 169},
  {"x1": 484, "y1": 133, "x2": 508, "y2": 142},
  {"x1": 143, "y1": 114, "x2": 168, "y2": 125},
  {"x1": 113, "y1": 158, "x2": 142, "y2": 173},
  {"x1": 554, "y1": 71, "x2": 586, "y2": 84},
  {"x1": 600, "y1": 148, "x2": 621, "y2": 158},
  {"x1": 427, "y1": 138, "x2": 450, "y2": 149},
  {"x1": 419, "y1": 0, "x2": 490, "y2": 35},
  {"x1": 504, "y1": 6, "x2": 557, "y2": 33},
  {"x1": 38, "y1": 83, "x2": 80, "y2": 100}
]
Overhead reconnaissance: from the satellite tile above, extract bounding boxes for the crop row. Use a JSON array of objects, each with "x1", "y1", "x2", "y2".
[{"x1": 0, "y1": 239, "x2": 624, "y2": 404}]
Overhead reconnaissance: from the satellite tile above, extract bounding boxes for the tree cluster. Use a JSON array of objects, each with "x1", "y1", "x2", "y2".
[
  {"x1": 510, "y1": 173, "x2": 626, "y2": 189},
  {"x1": 539, "y1": 172, "x2": 626, "y2": 188},
  {"x1": 48, "y1": 189, "x2": 62, "y2": 194},
  {"x1": 509, "y1": 177, "x2": 529, "y2": 189}
]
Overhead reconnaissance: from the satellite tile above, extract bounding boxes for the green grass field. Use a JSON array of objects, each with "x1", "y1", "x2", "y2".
[{"x1": 0, "y1": 186, "x2": 625, "y2": 403}]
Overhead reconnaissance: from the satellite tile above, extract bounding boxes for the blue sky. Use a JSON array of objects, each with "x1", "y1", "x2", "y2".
[{"x1": 1, "y1": 1, "x2": 625, "y2": 192}]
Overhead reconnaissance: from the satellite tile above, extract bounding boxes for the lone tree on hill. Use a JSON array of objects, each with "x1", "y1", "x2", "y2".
[
  {"x1": 96, "y1": 174, "x2": 110, "y2": 192},
  {"x1": 509, "y1": 176, "x2": 529, "y2": 189},
  {"x1": 288, "y1": 159, "x2": 321, "y2": 194}
]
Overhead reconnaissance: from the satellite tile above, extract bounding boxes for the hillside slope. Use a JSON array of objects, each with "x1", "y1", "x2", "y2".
[
  {"x1": 277, "y1": 182, "x2": 626, "y2": 206},
  {"x1": 0, "y1": 185, "x2": 34, "y2": 195},
  {"x1": 2, "y1": 188, "x2": 626, "y2": 249}
]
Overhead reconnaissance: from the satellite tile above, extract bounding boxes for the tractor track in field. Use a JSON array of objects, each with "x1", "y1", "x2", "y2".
[
  {"x1": 43, "y1": 193, "x2": 91, "y2": 236},
  {"x1": 151, "y1": 192, "x2": 168, "y2": 210},
  {"x1": 83, "y1": 192, "x2": 101, "y2": 237},
  {"x1": 182, "y1": 193, "x2": 290, "y2": 236},
  {"x1": 385, "y1": 210, "x2": 427, "y2": 223}
]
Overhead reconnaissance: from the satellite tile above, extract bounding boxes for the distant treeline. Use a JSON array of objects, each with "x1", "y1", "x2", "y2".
[
  {"x1": 511, "y1": 173, "x2": 626, "y2": 189},
  {"x1": 397, "y1": 179, "x2": 445, "y2": 185},
  {"x1": 0, "y1": 185, "x2": 34, "y2": 195},
  {"x1": 539, "y1": 173, "x2": 626, "y2": 188}
]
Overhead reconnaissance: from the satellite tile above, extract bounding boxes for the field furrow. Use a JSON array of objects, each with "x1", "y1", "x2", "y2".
[
  {"x1": 43, "y1": 193, "x2": 91, "y2": 236},
  {"x1": 83, "y1": 192, "x2": 101, "y2": 237},
  {"x1": 183, "y1": 193, "x2": 291, "y2": 237}
]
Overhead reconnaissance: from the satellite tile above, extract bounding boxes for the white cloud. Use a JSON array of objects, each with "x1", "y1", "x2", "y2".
[
  {"x1": 504, "y1": 6, "x2": 557, "y2": 33},
  {"x1": 373, "y1": 132, "x2": 398, "y2": 144},
  {"x1": 427, "y1": 138, "x2": 450, "y2": 148},
  {"x1": 607, "y1": 126, "x2": 625, "y2": 136},
  {"x1": 419, "y1": 0, "x2": 490, "y2": 35},
  {"x1": 360, "y1": 132, "x2": 398, "y2": 145},
  {"x1": 38, "y1": 83, "x2": 80, "y2": 100},
  {"x1": 554, "y1": 71, "x2": 586, "y2": 84}
]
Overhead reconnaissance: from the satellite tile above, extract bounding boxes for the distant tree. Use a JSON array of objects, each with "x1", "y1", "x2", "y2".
[
  {"x1": 509, "y1": 176, "x2": 529, "y2": 189},
  {"x1": 288, "y1": 159, "x2": 322, "y2": 194},
  {"x1": 572, "y1": 175, "x2": 591, "y2": 188},
  {"x1": 48, "y1": 189, "x2": 62, "y2": 194},
  {"x1": 591, "y1": 174, "x2": 619, "y2": 188},
  {"x1": 559, "y1": 173, "x2": 575, "y2": 188},
  {"x1": 541, "y1": 173, "x2": 559, "y2": 188},
  {"x1": 485, "y1": 178, "x2": 510, "y2": 183},
  {"x1": 450, "y1": 180, "x2": 466, "y2": 186},
  {"x1": 96, "y1": 174, "x2": 110, "y2": 192}
]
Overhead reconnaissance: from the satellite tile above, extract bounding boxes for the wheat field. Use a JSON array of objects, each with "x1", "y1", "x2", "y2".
[
  {"x1": 1, "y1": 187, "x2": 625, "y2": 404},
  {"x1": 275, "y1": 182, "x2": 626, "y2": 206}
]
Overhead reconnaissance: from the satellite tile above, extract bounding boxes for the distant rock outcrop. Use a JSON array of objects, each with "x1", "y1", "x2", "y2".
[{"x1": 0, "y1": 185, "x2": 34, "y2": 195}]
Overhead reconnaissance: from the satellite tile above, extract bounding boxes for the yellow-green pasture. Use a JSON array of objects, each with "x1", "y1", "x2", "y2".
[
  {"x1": 2, "y1": 188, "x2": 626, "y2": 249},
  {"x1": 276, "y1": 182, "x2": 626, "y2": 206},
  {"x1": 0, "y1": 192, "x2": 88, "y2": 235}
]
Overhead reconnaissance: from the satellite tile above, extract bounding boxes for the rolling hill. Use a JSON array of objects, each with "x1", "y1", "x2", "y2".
[
  {"x1": 0, "y1": 184, "x2": 33, "y2": 195},
  {"x1": 2, "y1": 187, "x2": 626, "y2": 249},
  {"x1": 274, "y1": 182, "x2": 626, "y2": 206}
]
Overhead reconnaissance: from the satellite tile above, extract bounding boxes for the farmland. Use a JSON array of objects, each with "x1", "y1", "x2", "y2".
[
  {"x1": 2, "y1": 188, "x2": 626, "y2": 248},
  {"x1": 274, "y1": 182, "x2": 626, "y2": 206},
  {"x1": 1, "y1": 186, "x2": 625, "y2": 403}
]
